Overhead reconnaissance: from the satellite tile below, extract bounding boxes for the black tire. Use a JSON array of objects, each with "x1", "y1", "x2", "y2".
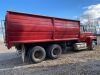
[
  {"x1": 88, "y1": 41, "x2": 96, "y2": 50},
  {"x1": 28, "y1": 46, "x2": 46, "y2": 63},
  {"x1": 46, "y1": 44, "x2": 62, "y2": 59}
]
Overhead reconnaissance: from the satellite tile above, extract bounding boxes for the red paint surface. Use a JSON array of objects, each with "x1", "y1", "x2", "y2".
[
  {"x1": 80, "y1": 32, "x2": 97, "y2": 46},
  {"x1": 5, "y1": 11, "x2": 96, "y2": 49}
]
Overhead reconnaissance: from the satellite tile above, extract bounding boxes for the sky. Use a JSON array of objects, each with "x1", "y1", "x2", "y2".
[
  {"x1": 0, "y1": 0, "x2": 100, "y2": 20},
  {"x1": 0, "y1": 0, "x2": 100, "y2": 40},
  {"x1": 80, "y1": 4, "x2": 100, "y2": 24}
]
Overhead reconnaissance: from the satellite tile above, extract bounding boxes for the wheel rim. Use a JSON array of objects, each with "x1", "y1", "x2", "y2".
[
  {"x1": 92, "y1": 41, "x2": 96, "y2": 49},
  {"x1": 33, "y1": 50, "x2": 43, "y2": 59},
  {"x1": 53, "y1": 48, "x2": 60, "y2": 56}
]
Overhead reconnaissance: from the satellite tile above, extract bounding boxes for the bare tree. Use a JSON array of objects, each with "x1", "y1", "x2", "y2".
[{"x1": 79, "y1": 14, "x2": 97, "y2": 34}]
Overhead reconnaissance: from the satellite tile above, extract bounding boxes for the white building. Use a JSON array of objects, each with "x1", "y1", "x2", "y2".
[
  {"x1": 80, "y1": 22, "x2": 96, "y2": 34},
  {"x1": 80, "y1": 18, "x2": 100, "y2": 35}
]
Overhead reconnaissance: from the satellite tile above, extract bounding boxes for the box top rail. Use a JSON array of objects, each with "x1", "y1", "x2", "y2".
[{"x1": 7, "y1": 11, "x2": 80, "y2": 22}]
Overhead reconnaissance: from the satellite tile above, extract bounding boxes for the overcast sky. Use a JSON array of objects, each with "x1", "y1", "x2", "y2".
[{"x1": 0, "y1": 0, "x2": 100, "y2": 40}]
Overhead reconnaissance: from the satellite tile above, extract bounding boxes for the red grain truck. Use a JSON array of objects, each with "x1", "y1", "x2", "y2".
[{"x1": 5, "y1": 11, "x2": 97, "y2": 63}]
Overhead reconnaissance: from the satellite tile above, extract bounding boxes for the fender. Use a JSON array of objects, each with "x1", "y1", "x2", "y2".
[{"x1": 85, "y1": 36, "x2": 97, "y2": 46}]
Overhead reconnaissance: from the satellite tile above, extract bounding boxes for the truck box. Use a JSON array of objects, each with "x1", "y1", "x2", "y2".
[{"x1": 5, "y1": 11, "x2": 80, "y2": 48}]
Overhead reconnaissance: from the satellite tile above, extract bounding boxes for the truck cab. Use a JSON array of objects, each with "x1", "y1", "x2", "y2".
[{"x1": 79, "y1": 25, "x2": 97, "y2": 50}]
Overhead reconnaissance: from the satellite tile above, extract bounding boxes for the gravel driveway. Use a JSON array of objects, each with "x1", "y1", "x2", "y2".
[{"x1": 0, "y1": 36, "x2": 100, "y2": 75}]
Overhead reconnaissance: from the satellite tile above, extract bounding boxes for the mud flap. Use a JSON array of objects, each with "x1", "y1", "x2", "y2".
[{"x1": 21, "y1": 45, "x2": 25, "y2": 63}]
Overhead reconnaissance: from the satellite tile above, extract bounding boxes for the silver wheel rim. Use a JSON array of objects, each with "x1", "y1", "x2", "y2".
[{"x1": 92, "y1": 41, "x2": 96, "y2": 50}]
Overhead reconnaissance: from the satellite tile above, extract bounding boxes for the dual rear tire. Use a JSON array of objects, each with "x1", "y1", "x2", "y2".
[
  {"x1": 46, "y1": 44, "x2": 62, "y2": 59},
  {"x1": 28, "y1": 46, "x2": 46, "y2": 63},
  {"x1": 28, "y1": 44, "x2": 62, "y2": 63}
]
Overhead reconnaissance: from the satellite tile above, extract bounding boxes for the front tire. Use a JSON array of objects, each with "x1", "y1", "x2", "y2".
[
  {"x1": 88, "y1": 41, "x2": 96, "y2": 50},
  {"x1": 28, "y1": 46, "x2": 46, "y2": 63}
]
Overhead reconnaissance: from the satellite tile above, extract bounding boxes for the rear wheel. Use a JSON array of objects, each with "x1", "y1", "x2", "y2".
[
  {"x1": 46, "y1": 44, "x2": 62, "y2": 59},
  {"x1": 28, "y1": 46, "x2": 46, "y2": 63}
]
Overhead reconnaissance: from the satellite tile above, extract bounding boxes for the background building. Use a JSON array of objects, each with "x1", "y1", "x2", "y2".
[{"x1": 80, "y1": 18, "x2": 100, "y2": 35}]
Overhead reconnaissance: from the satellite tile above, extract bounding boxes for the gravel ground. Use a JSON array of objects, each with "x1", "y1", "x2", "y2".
[
  {"x1": 0, "y1": 37, "x2": 100, "y2": 75},
  {"x1": 17, "y1": 60, "x2": 100, "y2": 75}
]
